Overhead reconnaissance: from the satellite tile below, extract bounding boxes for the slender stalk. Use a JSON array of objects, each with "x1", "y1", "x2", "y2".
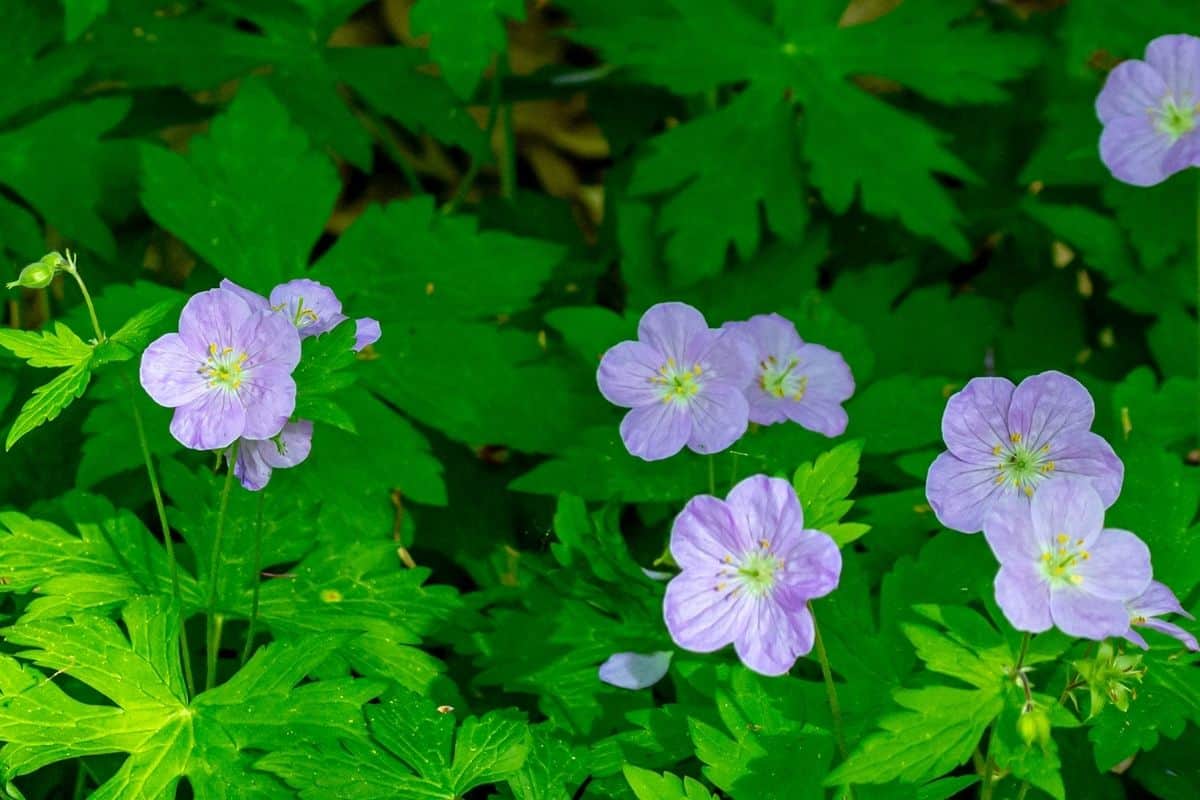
[
  {"x1": 980, "y1": 735, "x2": 996, "y2": 800},
  {"x1": 1195, "y1": 175, "x2": 1199, "y2": 403},
  {"x1": 63, "y1": 253, "x2": 103, "y2": 342},
  {"x1": 810, "y1": 602, "x2": 852, "y2": 800},
  {"x1": 205, "y1": 442, "x2": 239, "y2": 690},
  {"x1": 356, "y1": 109, "x2": 423, "y2": 196},
  {"x1": 442, "y1": 58, "x2": 505, "y2": 215},
  {"x1": 1013, "y1": 632, "x2": 1032, "y2": 677},
  {"x1": 240, "y1": 489, "x2": 267, "y2": 666}
]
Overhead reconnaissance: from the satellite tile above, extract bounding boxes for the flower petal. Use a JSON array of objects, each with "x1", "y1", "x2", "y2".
[
  {"x1": 687, "y1": 326, "x2": 755, "y2": 389},
  {"x1": 218, "y1": 279, "x2": 270, "y2": 311},
  {"x1": 725, "y1": 475, "x2": 804, "y2": 548},
  {"x1": 171, "y1": 391, "x2": 246, "y2": 451},
  {"x1": 670, "y1": 494, "x2": 743, "y2": 570},
  {"x1": 1046, "y1": 430, "x2": 1124, "y2": 508},
  {"x1": 1074, "y1": 528, "x2": 1152, "y2": 601},
  {"x1": 796, "y1": 342, "x2": 855, "y2": 404},
  {"x1": 1100, "y1": 114, "x2": 1174, "y2": 187},
  {"x1": 239, "y1": 308, "x2": 303, "y2": 375},
  {"x1": 1128, "y1": 581, "x2": 1193, "y2": 619},
  {"x1": 995, "y1": 565, "x2": 1053, "y2": 634},
  {"x1": 269, "y1": 278, "x2": 347, "y2": 336},
  {"x1": 1095, "y1": 58, "x2": 1169, "y2": 123},
  {"x1": 598, "y1": 651, "x2": 672, "y2": 690},
  {"x1": 1162, "y1": 129, "x2": 1200, "y2": 175},
  {"x1": 727, "y1": 313, "x2": 804, "y2": 361},
  {"x1": 619, "y1": 400, "x2": 691, "y2": 461},
  {"x1": 941, "y1": 377, "x2": 1015, "y2": 464},
  {"x1": 775, "y1": 530, "x2": 842, "y2": 601},
  {"x1": 783, "y1": 399, "x2": 849, "y2": 438},
  {"x1": 1030, "y1": 478, "x2": 1106, "y2": 550},
  {"x1": 139, "y1": 332, "x2": 207, "y2": 408},
  {"x1": 663, "y1": 571, "x2": 749, "y2": 653},
  {"x1": 238, "y1": 365, "x2": 298, "y2": 441},
  {"x1": 733, "y1": 596, "x2": 813, "y2": 676},
  {"x1": 1007, "y1": 371, "x2": 1095, "y2": 449},
  {"x1": 233, "y1": 440, "x2": 275, "y2": 491},
  {"x1": 1049, "y1": 586, "x2": 1131, "y2": 640},
  {"x1": 354, "y1": 317, "x2": 381, "y2": 351},
  {"x1": 925, "y1": 450, "x2": 1004, "y2": 534},
  {"x1": 178, "y1": 288, "x2": 254, "y2": 353},
  {"x1": 637, "y1": 302, "x2": 708, "y2": 365},
  {"x1": 262, "y1": 420, "x2": 314, "y2": 468},
  {"x1": 1139, "y1": 619, "x2": 1199, "y2": 651},
  {"x1": 687, "y1": 383, "x2": 749, "y2": 455},
  {"x1": 1144, "y1": 34, "x2": 1200, "y2": 103},
  {"x1": 597, "y1": 340, "x2": 667, "y2": 408},
  {"x1": 982, "y1": 494, "x2": 1042, "y2": 563}
]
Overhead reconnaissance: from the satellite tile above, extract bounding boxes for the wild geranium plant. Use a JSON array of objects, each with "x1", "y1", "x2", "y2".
[{"x1": 0, "y1": 6, "x2": 1196, "y2": 800}]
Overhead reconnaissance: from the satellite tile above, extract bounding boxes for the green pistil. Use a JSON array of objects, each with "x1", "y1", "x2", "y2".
[
  {"x1": 1157, "y1": 97, "x2": 1198, "y2": 140},
  {"x1": 735, "y1": 546, "x2": 781, "y2": 596},
  {"x1": 650, "y1": 358, "x2": 703, "y2": 403},
  {"x1": 758, "y1": 355, "x2": 807, "y2": 400},
  {"x1": 1039, "y1": 532, "x2": 1090, "y2": 587},
  {"x1": 993, "y1": 433, "x2": 1054, "y2": 496}
]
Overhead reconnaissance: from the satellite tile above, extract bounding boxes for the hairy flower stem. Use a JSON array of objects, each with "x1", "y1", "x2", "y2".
[
  {"x1": 206, "y1": 442, "x2": 239, "y2": 690},
  {"x1": 240, "y1": 490, "x2": 266, "y2": 667},
  {"x1": 810, "y1": 602, "x2": 852, "y2": 799}
]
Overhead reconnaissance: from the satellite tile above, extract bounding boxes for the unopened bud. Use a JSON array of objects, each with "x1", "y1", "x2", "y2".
[
  {"x1": 1017, "y1": 706, "x2": 1052, "y2": 748},
  {"x1": 6, "y1": 252, "x2": 67, "y2": 290}
]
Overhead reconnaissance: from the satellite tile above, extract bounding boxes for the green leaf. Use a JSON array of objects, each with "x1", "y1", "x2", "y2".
[
  {"x1": 6, "y1": 359, "x2": 92, "y2": 450},
  {"x1": 109, "y1": 299, "x2": 184, "y2": 353},
  {"x1": 63, "y1": 0, "x2": 108, "y2": 40},
  {"x1": 409, "y1": 0, "x2": 525, "y2": 100},
  {"x1": 1089, "y1": 652, "x2": 1200, "y2": 771},
  {"x1": 792, "y1": 440, "x2": 867, "y2": 545},
  {"x1": 0, "y1": 322, "x2": 91, "y2": 367},
  {"x1": 292, "y1": 323, "x2": 359, "y2": 429},
  {"x1": 624, "y1": 766, "x2": 718, "y2": 800},
  {"x1": 827, "y1": 685, "x2": 1003, "y2": 785},
  {"x1": 140, "y1": 78, "x2": 339, "y2": 292}
]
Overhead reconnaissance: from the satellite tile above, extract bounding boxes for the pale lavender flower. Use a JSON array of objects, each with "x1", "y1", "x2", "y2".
[
  {"x1": 722, "y1": 313, "x2": 854, "y2": 436},
  {"x1": 1123, "y1": 582, "x2": 1198, "y2": 651},
  {"x1": 983, "y1": 479, "x2": 1151, "y2": 640},
  {"x1": 228, "y1": 420, "x2": 313, "y2": 491},
  {"x1": 926, "y1": 370, "x2": 1123, "y2": 534},
  {"x1": 220, "y1": 278, "x2": 380, "y2": 352},
  {"x1": 598, "y1": 651, "x2": 672, "y2": 690},
  {"x1": 1096, "y1": 34, "x2": 1200, "y2": 186},
  {"x1": 596, "y1": 302, "x2": 753, "y2": 461},
  {"x1": 140, "y1": 289, "x2": 301, "y2": 451},
  {"x1": 663, "y1": 475, "x2": 841, "y2": 676}
]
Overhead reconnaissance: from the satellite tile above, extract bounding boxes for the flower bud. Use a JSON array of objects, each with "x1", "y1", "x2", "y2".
[
  {"x1": 6, "y1": 252, "x2": 67, "y2": 290},
  {"x1": 1074, "y1": 641, "x2": 1146, "y2": 717},
  {"x1": 1017, "y1": 706, "x2": 1052, "y2": 748}
]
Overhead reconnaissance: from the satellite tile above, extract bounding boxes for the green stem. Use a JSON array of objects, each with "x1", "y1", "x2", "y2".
[
  {"x1": 63, "y1": 256, "x2": 103, "y2": 343},
  {"x1": 124, "y1": 374, "x2": 195, "y2": 697},
  {"x1": 1013, "y1": 632, "x2": 1031, "y2": 677},
  {"x1": 810, "y1": 602, "x2": 851, "y2": 772},
  {"x1": 205, "y1": 442, "x2": 239, "y2": 690},
  {"x1": 980, "y1": 727, "x2": 997, "y2": 800},
  {"x1": 240, "y1": 490, "x2": 266, "y2": 666},
  {"x1": 707, "y1": 455, "x2": 716, "y2": 495},
  {"x1": 1195, "y1": 174, "x2": 1199, "y2": 404},
  {"x1": 356, "y1": 109, "x2": 423, "y2": 196},
  {"x1": 442, "y1": 58, "x2": 505, "y2": 215}
]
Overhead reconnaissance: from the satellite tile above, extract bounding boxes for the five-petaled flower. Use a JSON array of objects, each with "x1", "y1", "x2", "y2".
[
  {"x1": 723, "y1": 313, "x2": 854, "y2": 436},
  {"x1": 926, "y1": 370, "x2": 1123, "y2": 534},
  {"x1": 228, "y1": 420, "x2": 314, "y2": 492},
  {"x1": 1096, "y1": 33, "x2": 1200, "y2": 186},
  {"x1": 140, "y1": 288, "x2": 302, "y2": 451},
  {"x1": 221, "y1": 278, "x2": 381, "y2": 351},
  {"x1": 1123, "y1": 581, "x2": 1199, "y2": 652},
  {"x1": 663, "y1": 474, "x2": 842, "y2": 676},
  {"x1": 597, "y1": 302, "x2": 753, "y2": 461},
  {"x1": 983, "y1": 479, "x2": 1152, "y2": 641}
]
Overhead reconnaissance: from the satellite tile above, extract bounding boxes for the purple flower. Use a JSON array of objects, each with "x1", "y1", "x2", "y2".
[
  {"x1": 723, "y1": 313, "x2": 854, "y2": 436},
  {"x1": 598, "y1": 651, "x2": 672, "y2": 690},
  {"x1": 663, "y1": 475, "x2": 841, "y2": 676},
  {"x1": 220, "y1": 279, "x2": 380, "y2": 352},
  {"x1": 140, "y1": 289, "x2": 302, "y2": 451},
  {"x1": 983, "y1": 479, "x2": 1152, "y2": 640},
  {"x1": 596, "y1": 302, "x2": 753, "y2": 461},
  {"x1": 926, "y1": 370, "x2": 1124, "y2": 534},
  {"x1": 227, "y1": 420, "x2": 314, "y2": 491},
  {"x1": 1123, "y1": 582, "x2": 1198, "y2": 652},
  {"x1": 1096, "y1": 34, "x2": 1200, "y2": 186}
]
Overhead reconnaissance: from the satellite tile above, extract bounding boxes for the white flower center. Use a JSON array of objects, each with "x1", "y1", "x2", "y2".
[
  {"x1": 649, "y1": 357, "x2": 704, "y2": 404},
  {"x1": 1039, "y1": 532, "x2": 1090, "y2": 587},
  {"x1": 1155, "y1": 95, "x2": 1199, "y2": 140},
  {"x1": 758, "y1": 354, "x2": 807, "y2": 400},
  {"x1": 992, "y1": 432, "x2": 1055, "y2": 497},
  {"x1": 713, "y1": 539, "x2": 784, "y2": 598},
  {"x1": 200, "y1": 343, "x2": 248, "y2": 391}
]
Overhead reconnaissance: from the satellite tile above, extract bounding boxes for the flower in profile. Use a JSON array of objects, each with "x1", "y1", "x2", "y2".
[
  {"x1": 723, "y1": 313, "x2": 854, "y2": 436},
  {"x1": 1122, "y1": 582, "x2": 1198, "y2": 652},
  {"x1": 228, "y1": 420, "x2": 313, "y2": 491},
  {"x1": 983, "y1": 479, "x2": 1152, "y2": 640},
  {"x1": 663, "y1": 475, "x2": 841, "y2": 676},
  {"x1": 596, "y1": 302, "x2": 753, "y2": 461},
  {"x1": 926, "y1": 370, "x2": 1123, "y2": 534},
  {"x1": 140, "y1": 288, "x2": 302, "y2": 450},
  {"x1": 1096, "y1": 34, "x2": 1200, "y2": 186},
  {"x1": 220, "y1": 278, "x2": 380, "y2": 352},
  {"x1": 598, "y1": 651, "x2": 672, "y2": 690}
]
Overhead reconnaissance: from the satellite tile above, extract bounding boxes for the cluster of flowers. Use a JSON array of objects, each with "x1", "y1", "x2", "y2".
[
  {"x1": 927, "y1": 372, "x2": 1196, "y2": 650},
  {"x1": 140, "y1": 278, "x2": 379, "y2": 491},
  {"x1": 596, "y1": 302, "x2": 855, "y2": 460},
  {"x1": 596, "y1": 304, "x2": 855, "y2": 684}
]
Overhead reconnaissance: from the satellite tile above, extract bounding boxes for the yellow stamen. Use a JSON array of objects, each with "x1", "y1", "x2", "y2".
[
  {"x1": 1056, "y1": 533, "x2": 1069, "y2": 544},
  {"x1": 1069, "y1": 575, "x2": 1084, "y2": 586},
  {"x1": 1010, "y1": 432, "x2": 1022, "y2": 443}
]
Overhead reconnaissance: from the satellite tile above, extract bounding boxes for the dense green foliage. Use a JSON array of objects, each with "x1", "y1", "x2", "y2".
[{"x1": 0, "y1": 1, "x2": 1196, "y2": 798}]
